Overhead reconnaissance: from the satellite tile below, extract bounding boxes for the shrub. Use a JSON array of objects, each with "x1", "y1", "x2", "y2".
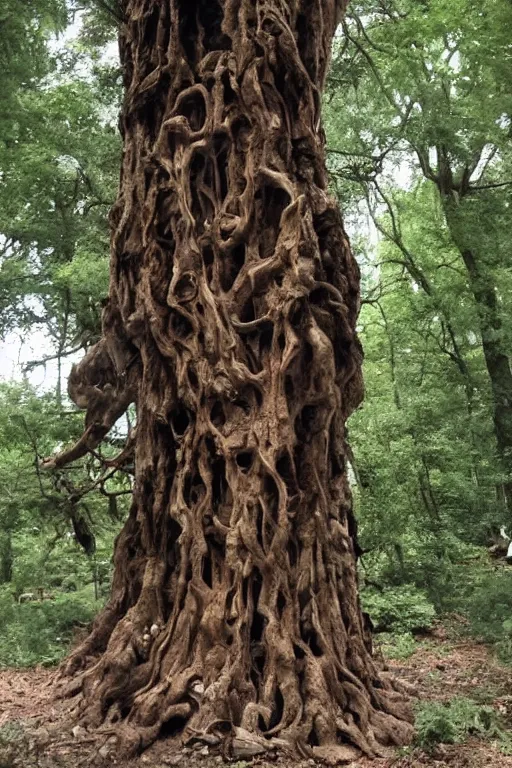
[
  {"x1": 61, "y1": 576, "x2": 78, "y2": 592},
  {"x1": 0, "y1": 587, "x2": 100, "y2": 667},
  {"x1": 361, "y1": 584, "x2": 435, "y2": 634},
  {"x1": 415, "y1": 698, "x2": 500, "y2": 750},
  {"x1": 376, "y1": 631, "x2": 417, "y2": 659},
  {"x1": 466, "y1": 570, "x2": 512, "y2": 663}
]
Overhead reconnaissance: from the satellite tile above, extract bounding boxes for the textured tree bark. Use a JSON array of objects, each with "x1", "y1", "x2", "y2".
[{"x1": 56, "y1": 0, "x2": 413, "y2": 759}]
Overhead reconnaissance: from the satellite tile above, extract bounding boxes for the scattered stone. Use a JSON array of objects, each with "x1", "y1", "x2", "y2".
[
  {"x1": 99, "y1": 743, "x2": 111, "y2": 759},
  {"x1": 98, "y1": 736, "x2": 117, "y2": 759},
  {"x1": 150, "y1": 623, "x2": 160, "y2": 638},
  {"x1": 163, "y1": 754, "x2": 183, "y2": 766},
  {"x1": 71, "y1": 725, "x2": 87, "y2": 739},
  {"x1": 33, "y1": 727, "x2": 50, "y2": 745}
]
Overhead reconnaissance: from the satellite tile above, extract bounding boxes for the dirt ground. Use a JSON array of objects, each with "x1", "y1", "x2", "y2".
[{"x1": 2, "y1": 622, "x2": 512, "y2": 768}]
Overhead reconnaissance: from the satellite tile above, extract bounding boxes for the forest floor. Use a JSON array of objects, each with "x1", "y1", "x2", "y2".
[{"x1": 1, "y1": 620, "x2": 512, "y2": 767}]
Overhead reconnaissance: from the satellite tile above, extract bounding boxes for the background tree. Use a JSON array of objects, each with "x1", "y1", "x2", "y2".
[
  {"x1": 0, "y1": 62, "x2": 120, "y2": 398},
  {"x1": 325, "y1": 0, "x2": 512, "y2": 514},
  {"x1": 0, "y1": 2, "x2": 131, "y2": 659}
]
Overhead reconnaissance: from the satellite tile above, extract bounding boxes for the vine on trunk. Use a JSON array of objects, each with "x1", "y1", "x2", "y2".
[{"x1": 52, "y1": 0, "x2": 413, "y2": 760}]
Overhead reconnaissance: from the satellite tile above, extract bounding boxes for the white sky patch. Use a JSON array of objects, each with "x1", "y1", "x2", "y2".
[
  {"x1": 0, "y1": 329, "x2": 76, "y2": 389},
  {"x1": 48, "y1": 9, "x2": 86, "y2": 53}
]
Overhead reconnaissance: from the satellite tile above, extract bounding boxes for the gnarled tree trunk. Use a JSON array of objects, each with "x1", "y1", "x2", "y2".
[{"x1": 56, "y1": 0, "x2": 412, "y2": 759}]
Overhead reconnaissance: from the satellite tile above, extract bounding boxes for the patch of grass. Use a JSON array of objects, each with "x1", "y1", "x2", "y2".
[
  {"x1": 0, "y1": 722, "x2": 25, "y2": 747},
  {"x1": 361, "y1": 584, "x2": 435, "y2": 634},
  {"x1": 377, "y1": 631, "x2": 417, "y2": 659},
  {"x1": 0, "y1": 586, "x2": 101, "y2": 668},
  {"x1": 414, "y1": 697, "x2": 502, "y2": 751},
  {"x1": 425, "y1": 669, "x2": 442, "y2": 684},
  {"x1": 471, "y1": 683, "x2": 502, "y2": 705},
  {"x1": 0, "y1": 722, "x2": 28, "y2": 768}
]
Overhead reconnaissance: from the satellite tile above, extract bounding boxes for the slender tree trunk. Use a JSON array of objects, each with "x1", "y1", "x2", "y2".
[
  {"x1": 443, "y1": 202, "x2": 512, "y2": 514},
  {"x1": 459, "y1": 247, "x2": 512, "y2": 509},
  {"x1": 0, "y1": 529, "x2": 13, "y2": 584},
  {"x1": 56, "y1": 0, "x2": 412, "y2": 758}
]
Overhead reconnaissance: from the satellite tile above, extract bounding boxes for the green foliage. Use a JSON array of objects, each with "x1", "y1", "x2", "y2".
[
  {"x1": 0, "y1": 719, "x2": 28, "y2": 767},
  {"x1": 0, "y1": 0, "x2": 67, "y2": 120},
  {"x1": 361, "y1": 585, "x2": 435, "y2": 633},
  {"x1": 325, "y1": 0, "x2": 512, "y2": 603},
  {"x1": 0, "y1": 721, "x2": 25, "y2": 746},
  {"x1": 377, "y1": 632, "x2": 418, "y2": 660},
  {"x1": 466, "y1": 571, "x2": 512, "y2": 663},
  {"x1": 415, "y1": 698, "x2": 501, "y2": 750},
  {"x1": 0, "y1": 586, "x2": 100, "y2": 667},
  {"x1": 0, "y1": 381, "x2": 127, "y2": 585},
  {"x1": 0, "y1": 4, "x2": 120, "y2": 369}
]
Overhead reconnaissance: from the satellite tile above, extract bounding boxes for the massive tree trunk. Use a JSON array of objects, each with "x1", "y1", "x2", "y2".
[{"x1": 56, "y1": 0, "x2": 412, "y2": 759}]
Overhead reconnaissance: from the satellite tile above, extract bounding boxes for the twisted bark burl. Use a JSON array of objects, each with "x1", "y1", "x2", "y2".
[{"x1": 55, "y1": 0, "x2": 413, "y2": 759}]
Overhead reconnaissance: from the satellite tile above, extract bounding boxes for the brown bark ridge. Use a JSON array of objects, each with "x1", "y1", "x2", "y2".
[{"x1": 53, "y1": 0, "x2": 413, "y2": 759}]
